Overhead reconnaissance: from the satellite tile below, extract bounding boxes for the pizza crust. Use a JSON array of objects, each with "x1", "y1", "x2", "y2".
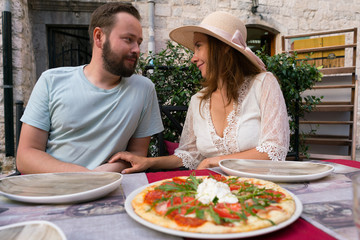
[{"x1": 131, "y1": 176, "x2": 296, "y2": 234}]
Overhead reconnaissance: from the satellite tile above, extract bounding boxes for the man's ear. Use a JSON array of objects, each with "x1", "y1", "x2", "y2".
[{"x1": 93, "y1": 27, "x2": 105, "y2": 48}]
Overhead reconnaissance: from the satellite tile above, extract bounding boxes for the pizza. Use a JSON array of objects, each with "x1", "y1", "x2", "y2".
[{"x1": 131, "y1": 174, "x2": 296, "y2": 233}]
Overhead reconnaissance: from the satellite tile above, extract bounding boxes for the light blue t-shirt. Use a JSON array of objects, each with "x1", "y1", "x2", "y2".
[{"x1": 21, "y1": 65, "x2": 164, "y2": 169}]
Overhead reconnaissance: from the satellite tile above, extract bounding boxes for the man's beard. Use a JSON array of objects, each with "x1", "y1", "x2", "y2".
[{"x1": 102, "y1": 39, "x2": 137, "y2": 77}]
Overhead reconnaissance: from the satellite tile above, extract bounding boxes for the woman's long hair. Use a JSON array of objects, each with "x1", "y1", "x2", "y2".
[{"x1": 199, "y1": 35, "x2": 263, "y2": 109}]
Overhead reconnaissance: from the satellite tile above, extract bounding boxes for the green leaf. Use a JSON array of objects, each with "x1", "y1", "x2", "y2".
[
  {"x1": 207, "y1": 206, "x2": 221, "y2": 224},
  {"x1": 195, "y1": 209, "x2": 205, "y2": 219}
]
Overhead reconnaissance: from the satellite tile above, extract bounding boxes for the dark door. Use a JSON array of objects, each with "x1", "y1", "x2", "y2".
[{"x1": 47, "y1": 26, "x2": 91, "y2": 68}]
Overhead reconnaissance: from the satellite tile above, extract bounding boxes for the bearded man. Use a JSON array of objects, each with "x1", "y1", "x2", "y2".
[{"x1": 17, "y1": 3, "x2": 164, "y2": 174}]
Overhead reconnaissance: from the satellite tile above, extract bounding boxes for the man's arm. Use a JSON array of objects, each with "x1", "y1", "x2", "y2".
[
  {"x1": 16, "y1": 123, "x2": 90, "y2": 174},
  {"x1": 95, "y1": 137, "x2": 151, "y2": 172},
  {"x1": 126, "y1": 136, "x2": 151, "y2": 157}
]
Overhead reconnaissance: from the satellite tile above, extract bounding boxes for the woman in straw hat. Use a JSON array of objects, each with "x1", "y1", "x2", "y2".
[{"x1": 109, "y1": 11, "x2": 289, "y2": 173}]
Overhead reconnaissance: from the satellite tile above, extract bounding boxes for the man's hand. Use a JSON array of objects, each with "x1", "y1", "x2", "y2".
[{"x1": 108, "y1": 152, "x2": 150, "y2": 174}]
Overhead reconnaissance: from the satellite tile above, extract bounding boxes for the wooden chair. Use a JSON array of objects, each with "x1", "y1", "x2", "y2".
[{"x1": 155, "y1": 104, "x2": 188, "y2": 156}]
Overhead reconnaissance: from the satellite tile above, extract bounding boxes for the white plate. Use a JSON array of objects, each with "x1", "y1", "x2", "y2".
[
  {"x1": 0, "y1": 220, "x2": 66, "y2": 240},
  {"x1": 219, "y1": 159, "x2": 334, "y2": 182},
  {"x1": 125, "y1": 181, "x2": 303, "y2": 239},
  {"x1": 0, "y1": 172, "x2": 122, "y2": 204}
]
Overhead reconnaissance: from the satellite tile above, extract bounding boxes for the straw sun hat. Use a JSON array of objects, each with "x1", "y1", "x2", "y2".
[{"x1": 169, "y1": 11, "x2": 266, "y2": 71}]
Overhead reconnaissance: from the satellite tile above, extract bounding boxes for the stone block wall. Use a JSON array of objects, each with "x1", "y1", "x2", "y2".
[{"x1": 0, "y1": 0, "x2": 36, "y2": 160}]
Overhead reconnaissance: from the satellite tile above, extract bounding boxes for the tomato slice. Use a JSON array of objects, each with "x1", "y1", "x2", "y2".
[
  {"x1": 258, "y1": 190, "x2": 285, "y2": 202},
  {"x1": 162, "y1": 177, "x2": 187, "y2": 187},
  {"x1": 211, "y1": 174, "x2": 227, "y2": 182},
  {"x1": 228, "y1": 181, "x2": 248, "y2": 191},
  {"x1": 167, "y1": 196, "x2": 197, "y2": 216},
  {"x1": 171, "y1": 177, "x2": 187, "y2": 184},
  {"x1": 168, "y1": 196, "x2": 195, "y2": 206},
  {"x1": 173, "y1": 215, "x2": 206, "y2": 227},
  {"x1": 144, "y1": 190, "x2": 168, "y2": 204},
  {"x1": 213, "y1": 203, "x2": 243, "y2": 219}
]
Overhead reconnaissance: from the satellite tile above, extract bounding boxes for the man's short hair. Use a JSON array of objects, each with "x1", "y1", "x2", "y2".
[{"x1": 88, "y1": 3, "x2": 141, "y2": 46}]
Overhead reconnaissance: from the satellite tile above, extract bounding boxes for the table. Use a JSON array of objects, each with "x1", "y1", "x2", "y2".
[{"x1": 0, "y1": 159, "x2": 359, "y2": 240}]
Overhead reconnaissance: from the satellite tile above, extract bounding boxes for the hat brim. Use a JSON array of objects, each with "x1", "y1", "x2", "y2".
[{"x1": 169, "y1": 26, "x2": 262, "y2": 70}]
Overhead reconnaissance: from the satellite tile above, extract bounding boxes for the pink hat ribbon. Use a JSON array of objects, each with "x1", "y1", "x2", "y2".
[
  {"x1": 231, "y1": 30, "x2": 266, "y2": 71},
  {"x1": 199, "y1": 24, "x2": 266, "y2": 71}
]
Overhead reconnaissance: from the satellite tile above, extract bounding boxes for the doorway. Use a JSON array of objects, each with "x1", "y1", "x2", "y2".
[
  {"x1": 246, "y1": 27, "x2": 276, "y2": 56},
  {"x1": 47, "y1": 26, "x2": 92, "y2": 68}
]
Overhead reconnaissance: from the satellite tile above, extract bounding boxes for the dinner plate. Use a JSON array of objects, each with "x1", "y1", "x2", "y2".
[
  {"x1": 125, "y1": 180, "x2": 303, "y2": 239},
  {"x1": 219, "y1": 159, "x2": 334, "y2": 182},
  {"x1": 0, "y1": 172, "x2": 122, "y2": 204},
  {"x1": 0, "y1": 220, "x2": 66, "y2": 240}
]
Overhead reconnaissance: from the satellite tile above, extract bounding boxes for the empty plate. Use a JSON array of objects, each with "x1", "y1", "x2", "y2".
[
  {"x1": 0, "y1": 220, "x2": 66, "y2": 240},
  {"x1": 0, "y1": 172, "x2": 122, "y2": 204},
  {"x1": 219, "y1": 159, "x2": 334, "y2": 182}
]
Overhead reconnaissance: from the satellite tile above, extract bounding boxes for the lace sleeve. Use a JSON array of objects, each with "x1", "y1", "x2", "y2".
[
  {"x1": 174, "y1": 97, "x2": 205, "y2": 169},
  {"x1": 256, "y1": 72, "x2": 290, "y2": 161}
]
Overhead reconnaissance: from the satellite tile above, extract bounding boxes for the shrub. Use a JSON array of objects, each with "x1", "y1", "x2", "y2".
[
  {"x1": 257, "y1": 51, "x2": 323, "y2": 157},
  {"x1": 137, "y1": 41, "x2": 202, "y2": 155}
]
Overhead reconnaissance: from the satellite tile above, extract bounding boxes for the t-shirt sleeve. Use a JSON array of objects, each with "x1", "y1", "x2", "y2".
[
  {"x1": 20, "y1": 73, "x2": 51, "y2": 132},
  {"x1": 132, "y1": 84, "x2": 164, "y2": 138}
]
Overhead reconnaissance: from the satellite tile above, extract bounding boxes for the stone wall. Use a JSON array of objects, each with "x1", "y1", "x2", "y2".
[
  {"x1": 0, "y1": 0, "x2": 359, "y2": 172},
  {"x1": 0, "y1": 0, "x2": 36, "y2": 172},
  {"x1": 1, "y1": 0, "x2": 36, "y2": 114}
]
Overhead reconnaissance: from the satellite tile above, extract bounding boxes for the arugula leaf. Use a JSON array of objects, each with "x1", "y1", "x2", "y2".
[
  {"x1": 222, "y1": 217, "x2": 241, "y2": 223},
  {"x1": 207, "y1": 206, "x2": 221, "y2": 224},
  {"x1": 147, "y1": 196, "x2": 169, "y2": 212},
  {"x1": 187, "y1": 173, "x2": 201, "y2": 191},
  {"x1": 195, "y1": 209, "x2": 205, "y2": 219},
  {"x1": 156, "y1": 182, "x2": 197, "y2": 194},
  {"x1": 224, "y1": 204, "x2": 248, "y2": 221},
  {"x1": 164, "y1": 206, "x2": 178, "y2": 216},
  {"x1": 256, "y1": 216, "x2": 276, "y2": 226},
  {"x1": 185, "y1": 206, "x2": 196, "y2": 215}
]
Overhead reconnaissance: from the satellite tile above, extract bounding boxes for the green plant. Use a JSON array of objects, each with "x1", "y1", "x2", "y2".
[
  {"x1": 257, "y1": 50, "x2": 323, "y2": 157},
  {"x1": 137, "y1": 41, "x2": 202, "y2": 155}
]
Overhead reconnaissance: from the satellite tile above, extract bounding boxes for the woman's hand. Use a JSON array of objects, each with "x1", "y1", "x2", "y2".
[
  {"x1": 197, "y1": 149, "x2": 271, "y2": 169},
  {"x1": 108, "y1": 152, "x2": 151, "y2": 174},
  {"x1": 196, "y1": 156, "x2": 221, "y2": 169}
]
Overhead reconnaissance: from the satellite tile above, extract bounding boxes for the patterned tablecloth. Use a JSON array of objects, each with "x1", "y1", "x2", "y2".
[{"x1": 0, "y1": 159, "x2": 358, "y2": 240}]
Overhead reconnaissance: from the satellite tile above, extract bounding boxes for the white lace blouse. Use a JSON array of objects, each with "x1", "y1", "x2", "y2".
[{"x1": 174, "y1": 72, "x2": 290, "y2": 169}]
